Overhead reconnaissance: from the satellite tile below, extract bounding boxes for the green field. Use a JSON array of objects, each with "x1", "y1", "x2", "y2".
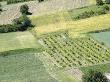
[
  {"x1": 30, "y1": 10, "x2": 110, "y2": 37},
  {"x1": 80, "y1": 63, "x2": 110, "y2": 74},
  {"x1": 91, "y1": 31, "x2": 110, "y2": 48},
  {"x1": 0, "y1": 53, "x2": 58, "y2": 82},
  {"x1": 0, "y1": 0, "x2": 110, "y2": 82},
  {"x1": 0, "y1": 31, "x2": 41, "y2": 52}
]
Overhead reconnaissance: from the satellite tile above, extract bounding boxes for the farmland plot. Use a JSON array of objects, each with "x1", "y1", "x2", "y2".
[
  {"x1": 91, "y1": 31, "x2": 110, "y2": 48},
  {"x1": 0, "y1": 53, "x2": 58, "y2": 82},
  {"x1": 38, "y1": 32, "x2": 110, "y2": 68},
  {"x1": 0, "y1": 31, "x2": 41, "y2": 52}
]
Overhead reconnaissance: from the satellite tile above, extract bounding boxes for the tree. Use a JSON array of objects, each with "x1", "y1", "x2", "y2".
[
  {"x1": 13, "y1": 14, "x2": 32, "y2": 31},
  {"x1": 0, "y1": 3, "x2": 2, "y2": 11},
  {"x1": 105, "y1": 0, "x2": 110, "y2": 4},
  {"x1": 38, "y1": 0, "x2": 44, "y2": 2},
  {"x1": 20, "y1": 4, "x2": 29, "y2": 14},
  {"x1": 82, "y1": 70, "x2": 108, "y2": 82},
  {"x1": 96, "y1": 0, "x2": 104, "y2": 5}
]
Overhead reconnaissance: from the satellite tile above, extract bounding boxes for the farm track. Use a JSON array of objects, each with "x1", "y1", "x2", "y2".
[{"x1": 0, "y1": 0, "x2": 89, "y2": 25}]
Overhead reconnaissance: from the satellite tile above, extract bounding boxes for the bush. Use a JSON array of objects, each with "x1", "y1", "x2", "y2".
[
  {"x1": 105, "y1": 0, "x2": 110, "y2": 4},
  {"x1": 96, "y1": 0, "x2": 104, "y2": 6},
  {"x1": 0, "y1": 14, "x2": 32, "y2": 33},
  {"x1": 0, "y1": 24, "x2": 17, "y2": 33},
  {"x1": 74, "y1": 6, "x2": 109, "y2": 20},
  {"x1": 13, "y1": 14, "x2": 32, "y2": 31},
  {"x1": 83, "y1": 70, "x2": 108, "y2": 82},
  {"x1": 20, "y1": 4, "x2": 29, "y2": 14},
  {"x1": 74, "y1": 10, "x2": 94, "y2": 19},
  {"x1": 96, "y1": 8, "x2": 107, "y2": 15},
  {"x1": 102, "y1": 5, "x2": 110, "y2": 11}
]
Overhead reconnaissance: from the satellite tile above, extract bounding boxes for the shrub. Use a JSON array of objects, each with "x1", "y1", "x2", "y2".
[
  {"x1": 102, "y1": 5, "x2": 110, "y2": 11},
  {"x1": 105, "y1": 0, "x2": 110, "y2": 4},
  {"x1": 0, "y1": 24, "x2": 17, "y2": 33},
  {"x1": 13, "y1": 14, "x2": 32, "y2": 31},
  {"x1": 96, "y1": 0, "x2": 104, "y2": 6},
  {"x1": 20, "y1": 4, "x2": 29, "y2": 14},
  {"x1": 74, "y1": 10, "x2": 94, "y2": 19},
  {"x1": 96, "y1": 8, "x2": 107, "y2": 15},
  {"x1": 0, "y1": 14, "x2": 32, "y2": 33},
  {"x1": 83, "y1": 70, "x2": 108, "y2": 82}
]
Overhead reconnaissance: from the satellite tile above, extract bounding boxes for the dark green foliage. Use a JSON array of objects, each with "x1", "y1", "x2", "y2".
[
  {"x1": 96, "y1": 0, "x2": 104, "y2": 6},
  {"x1": 74, "y1": 10, "x2": 94, "y2": 19},
  {"x1": 0, "y1": 24, "x2": 17, "y2": 33},
  {"x1": 38, "y1": 0, "x2": 44, "y2": 2},
  {"x1": 0, "y1": 15, "x2": 32, "y2": 33},
  {"x1": 13, "y1": 14, "x2": 32, "y2": 31},
  {"x1": 102, "y1": 5, "x2": 110, "y2": 11},
  {"x1": 20, "y1": 4, "x2": 29, "y2": 14},
  {"x1": 74, "y1": 5, "x2": 109, "y2": 20},
  {"x1": 96, "y1": 8, "x2": 107, "y2": 15},
  {"x1": 82, "y1": 70, "x2": 108, "y2": 82},
  {"x1": 105, "y1": 0, "x2": 110, "y2": 4}
]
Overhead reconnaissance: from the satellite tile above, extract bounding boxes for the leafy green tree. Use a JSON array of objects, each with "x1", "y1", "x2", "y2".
[
  {"x1": 20, "y1": 4, "x2": 29, "y2": 14},
  {"x1": 105, "y1": 0, "x2": 110, "y2": 4},
  {"x1": 103, "y1": 5, "x2": 110, "y2": 11},
  {"x1": 13, "y1": 14, "x2": 32, "y2": 31},
  {"x1": 96, "y1": 0, "x2": 104, "y2": 5},
  {"x1": 82, "y1": 70, "x2": 108, "y2": 82}
]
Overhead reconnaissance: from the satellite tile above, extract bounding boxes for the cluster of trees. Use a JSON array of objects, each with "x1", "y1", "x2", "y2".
[
  {"x1": 83, "y1": 70, "x2": 108, "y2": 82},
  {"x1": 0, "y1": 4, "x2": 33, "y2": 33},
  {"x1": 0, "y1": 14, "x2": 32, "y2": 33},
  {"x1": 96, "y1": 0, "x2": 110, "y2": 6}
]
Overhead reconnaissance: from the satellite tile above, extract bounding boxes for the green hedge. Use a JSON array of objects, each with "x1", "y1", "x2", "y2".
[{"x1": 74, "y1": 5, "x2": 110, "y2": 20}]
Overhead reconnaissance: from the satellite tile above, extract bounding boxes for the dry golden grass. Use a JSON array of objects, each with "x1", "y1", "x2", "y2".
[{"x1": 34, "y1": 13, "x2": 110, "y2": 37}]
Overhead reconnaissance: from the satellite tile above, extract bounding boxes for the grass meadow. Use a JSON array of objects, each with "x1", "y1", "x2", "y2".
[
  {"x1": 0, "y1": 31, "x2": 41, "y2": 52},
  {"x1": 0, "y1": 53, "x2": 58, "y2": 82}
]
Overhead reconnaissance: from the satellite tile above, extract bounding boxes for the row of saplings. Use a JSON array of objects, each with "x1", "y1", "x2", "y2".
[
  {"x1": 0, "y1": 4, "x2": 32, "y2": 33},
  {"x1": 82, "y1": 70, "x2": 108, "y2": 82}
]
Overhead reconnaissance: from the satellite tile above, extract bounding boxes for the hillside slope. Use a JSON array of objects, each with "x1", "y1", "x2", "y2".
[{"x1": 0, "y1": 0, "x2": 89, "y2": 24}]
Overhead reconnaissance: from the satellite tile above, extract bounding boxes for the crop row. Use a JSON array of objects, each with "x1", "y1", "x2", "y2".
[{"x1": 40, "y1": 33, "x2": 110, "y2": 68}]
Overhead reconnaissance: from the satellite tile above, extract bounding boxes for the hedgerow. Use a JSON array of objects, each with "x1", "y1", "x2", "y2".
[{"x1": 74, "y1": 5, "x2": 110, "y2": 20}]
